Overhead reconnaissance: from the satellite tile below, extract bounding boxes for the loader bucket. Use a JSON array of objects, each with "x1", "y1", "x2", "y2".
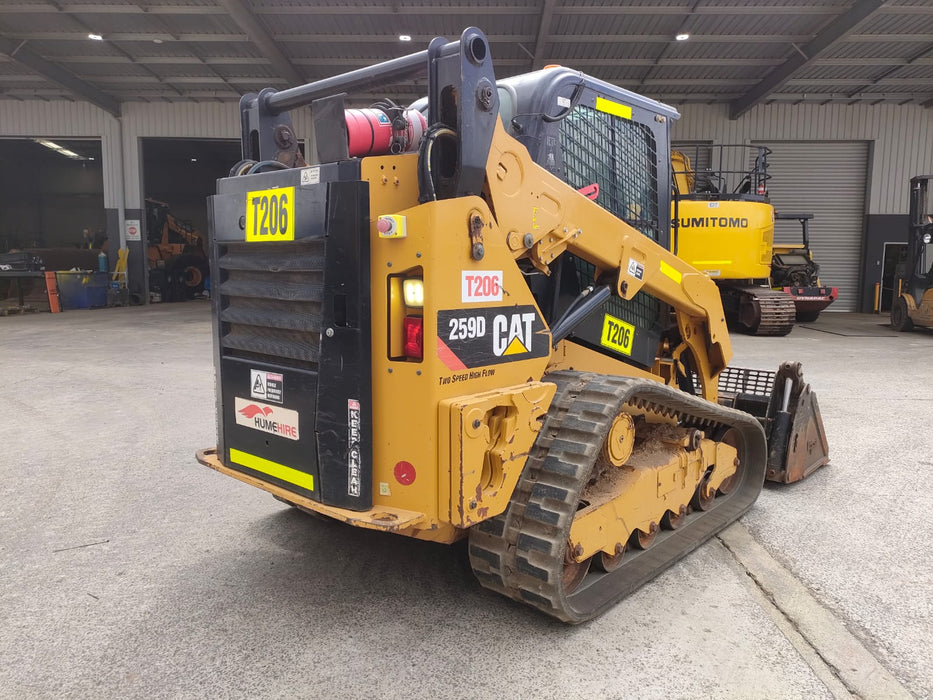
[{"x1": 714, "y1": 362, "x2": 829, "y2": 483}]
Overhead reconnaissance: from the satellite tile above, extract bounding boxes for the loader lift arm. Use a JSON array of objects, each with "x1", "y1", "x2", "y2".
[{"x1": 482, "y1": 118, "x2": 732, "y2": 400}]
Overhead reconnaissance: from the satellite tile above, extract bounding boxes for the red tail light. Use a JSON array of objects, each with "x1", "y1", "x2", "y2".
[
  {"x1": 757, "y1": 182, "x2": 766, "y2": 196},
  {"x1": 403, "y1": 316, "x2": 423, "y2": 359}
]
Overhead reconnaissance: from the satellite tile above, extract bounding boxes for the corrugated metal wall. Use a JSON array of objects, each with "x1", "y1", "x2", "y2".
[
  {"x1": 1, "y1": 98, "x2": 927, "y2": 212},
  {"x1": 672, "y1": 101, "x2": 933, "y2": 215},
  {"x1": 0, "y1": 101, "x2": 315, "y2": 212},
  {"x1": 0, "y1": 97, "x2": 930, "y2": 261}
]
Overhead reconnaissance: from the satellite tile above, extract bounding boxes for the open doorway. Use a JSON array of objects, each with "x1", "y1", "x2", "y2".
[
  {"x1": 880, "y1": 242, "x2": 907, "y2": 312},
  {"x1": 141, "y1": 138, "x2": 240, "y2": 303},
  {"x1": 0, "y1": 138, "x2": 104, "y2": 251}
]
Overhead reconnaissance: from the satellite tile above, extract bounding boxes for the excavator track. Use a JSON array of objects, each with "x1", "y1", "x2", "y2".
[
  {"x1": 468, "y1": 371, "x2": 767, "y2": 624},
  {"x1": 730, "y1": 286, "x2": 796, "y2": 336}
]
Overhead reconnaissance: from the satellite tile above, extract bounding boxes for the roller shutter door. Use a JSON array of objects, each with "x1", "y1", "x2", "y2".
[{"x1": 754, "y1": 141, "x2": 868, "y2": 312}]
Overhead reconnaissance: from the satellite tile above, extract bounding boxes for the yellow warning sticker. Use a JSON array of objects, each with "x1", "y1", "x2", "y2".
[
  {"x1": 595, "y1": 96, "x2": 633, "y2": 120},
  {"x1": 660, "y1": 260, "x2": 683, "y2": 284},
  {"x1": 600, "y1": 314, "x2": 635, "y2": 356}
]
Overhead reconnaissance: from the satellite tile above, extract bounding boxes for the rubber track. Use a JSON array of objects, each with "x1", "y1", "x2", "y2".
[
  {"x1": 468, "y1": 371, "x2": 767, "y2": 624},
  {"x1": 739, "y1": 287, "x2": 796, "y2": 336}
]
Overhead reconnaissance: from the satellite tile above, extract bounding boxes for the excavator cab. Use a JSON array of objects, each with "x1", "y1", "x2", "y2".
[{"x1": 892, "y1": 175, "x2": 933, "y2": 331}]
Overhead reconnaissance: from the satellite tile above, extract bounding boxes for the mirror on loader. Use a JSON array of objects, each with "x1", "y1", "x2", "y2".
[{"x1": 195, "y1": 27, "x2": 829, "y2": 624}]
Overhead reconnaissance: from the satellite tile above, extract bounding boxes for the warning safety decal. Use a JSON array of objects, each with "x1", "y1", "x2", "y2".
[
  {"x1": 436, "y1": 305, "x2": 549, "y2": 370},
  {"x1": 250, "y1": 369, "x2": 283, "y2": 404}
]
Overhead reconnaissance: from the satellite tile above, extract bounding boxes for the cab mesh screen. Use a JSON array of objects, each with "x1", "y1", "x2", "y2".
[
  {"x1": 558, "y1": 105, "x2": 660, "y2": 240},
  {"x1": 559, "y1": 104, "x2": 662, "y2": 330}
]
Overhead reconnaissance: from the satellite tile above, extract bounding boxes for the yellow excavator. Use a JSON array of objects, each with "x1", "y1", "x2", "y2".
[
  {"x1": 672, "y1": 146, "x2": 797, "y2": 335},
  {"x1": 195, "y1": 29, "x2": 829, "y2": 623}
]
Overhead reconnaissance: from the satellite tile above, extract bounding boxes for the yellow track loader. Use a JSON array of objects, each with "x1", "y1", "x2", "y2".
[{"x1": 196, "y1": 29, "x2": 829, "y2": 623}]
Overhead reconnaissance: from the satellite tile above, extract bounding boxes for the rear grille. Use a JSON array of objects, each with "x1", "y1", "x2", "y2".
[{"x1": 218, "y1": 240, "x2": 325, "y2": 371}]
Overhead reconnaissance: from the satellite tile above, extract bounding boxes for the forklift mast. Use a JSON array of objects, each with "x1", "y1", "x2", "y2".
[{"x1": 903, "y1": 175, "x2": 933, "y2": 303}]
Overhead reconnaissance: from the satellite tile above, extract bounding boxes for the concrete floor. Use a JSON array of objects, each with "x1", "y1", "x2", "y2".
[{"x1": 1, "y1": 303, "x2": 930, "y2": 699}]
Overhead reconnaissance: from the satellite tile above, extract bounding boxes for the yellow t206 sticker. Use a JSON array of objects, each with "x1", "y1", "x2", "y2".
[
  {"x1": 246, "y1": 187, "x2": 295, "y2": 242},
  {"x1": 600, "y1": 314, "x2": 635, "y2": 356}
]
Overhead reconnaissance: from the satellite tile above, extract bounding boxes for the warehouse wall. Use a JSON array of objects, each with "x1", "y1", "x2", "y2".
[
  {"x1": 120, "y1": 102, "x2": 315, "y2": 209},
  {"x1": 671, "y1": 101, "x2": 933, "y2": 215},
  {"x1": 0, "y1": 100, "x2": 315, "y2": 219},
  {"x1": 1, "y1": 99, "x2": 929, "y2": 215},
  {"x1": 1, "y1": 98, "x2": 931, "y2": 300},
  {"x1": 0, "y1": 102, "x2": 122, "y2": 209}
]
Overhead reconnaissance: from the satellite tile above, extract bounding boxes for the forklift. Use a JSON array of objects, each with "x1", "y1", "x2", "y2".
[{"x1": 891, "y1": 175, "x2": 933, "y2": 331}]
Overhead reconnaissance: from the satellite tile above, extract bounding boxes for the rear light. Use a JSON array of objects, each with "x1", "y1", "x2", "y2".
[
  {"x1": 403, "y1": 316, "x2": 423, "y2": 359},
  {"x1": 402, "y1": 277, "x2": 424, "y2": 307},
  {"x1": 757, "y1": 182, "x2": 767, "y2": 196}
]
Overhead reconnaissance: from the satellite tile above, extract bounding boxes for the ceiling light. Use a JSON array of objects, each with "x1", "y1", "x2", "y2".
[
  {"x1": 35, "y1": 139, "x2": 87, "y2": 160},
  {"x1": 675, "y1": 33, "x2": 690, "y2": 41},
  {"x1": 88, "y1": 33, "x2": 103, "y2": 41},
  {"x1": 399, "y1": 35, "x2": 411, "y2": 42},
  {"x1": 190, "y1": 158, "x2": 198, "y2": 162},
  {"x1": 153, "y1": 39, "x2": 163, "y2": 44}
]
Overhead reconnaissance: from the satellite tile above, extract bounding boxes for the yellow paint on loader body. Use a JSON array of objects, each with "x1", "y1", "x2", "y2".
[{"x1": 359, "y1": 155, "x2": 553, "y2": 542}]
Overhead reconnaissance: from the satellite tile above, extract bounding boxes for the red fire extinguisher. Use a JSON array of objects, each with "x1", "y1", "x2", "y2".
[{"x1": 345, "y1": 107, "x2": 427, "y2": 157}]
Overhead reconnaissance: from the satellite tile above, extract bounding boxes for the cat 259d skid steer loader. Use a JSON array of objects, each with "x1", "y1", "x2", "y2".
[{"x1": 196, "y1": 28, "x2": 829, "y2": 623}]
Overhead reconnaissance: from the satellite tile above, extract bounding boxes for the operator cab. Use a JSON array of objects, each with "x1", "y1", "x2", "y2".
[{"x1": 495, "y1": 67, "x2": 682, "y2": 374}]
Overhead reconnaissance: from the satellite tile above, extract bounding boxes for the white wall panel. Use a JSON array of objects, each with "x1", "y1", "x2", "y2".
[
  {"x1": 0, "y1": 100, "x2": 315, "y2": 210},
  {"x1": 1, "y1": 96, "x2": 929, "y2": 220},
  {"x1": 672, "y1": 101, "x2": 933, "y2": 215},
  {"x1": 118, "y1": 102, "x2": 314, "y2": 208}
]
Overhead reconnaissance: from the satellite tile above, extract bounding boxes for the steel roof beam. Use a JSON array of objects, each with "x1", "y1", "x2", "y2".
[
  {"x1": 530, "y1": 0, "x2": 557, "y2": 71},
  {"x1": 16, "y1": 31, "x2": 930, "y2": 44},
  {"x1": 215, "y1": 0, "x2": 303, "y2": 88},
  {"x1": 729, "y1": 0, "x2": 885, "y2": 119},
  {"x1": 0, "y1": 4, "x2": 227, "y2": 13},
  {"x1": 0, "y1": 35, "x2": 120, "y2": 115},
  {"x1": 7, "y1": 2, "x2": 927, "y2": 17}
]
